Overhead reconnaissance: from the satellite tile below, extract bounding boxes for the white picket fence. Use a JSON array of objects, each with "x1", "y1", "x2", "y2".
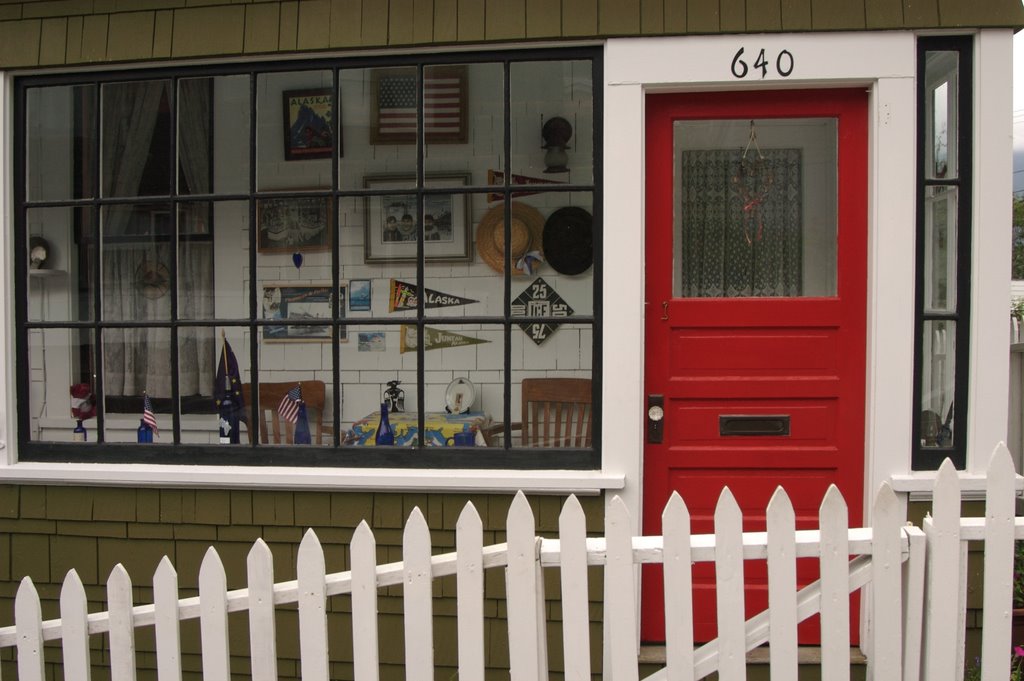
[{"x1": 1, "y1": 446, "x2": 1022, "y2": 681}]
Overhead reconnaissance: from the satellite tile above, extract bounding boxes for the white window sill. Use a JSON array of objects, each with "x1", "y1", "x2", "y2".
[
  {"x1": 0, "y1": 461, "x2": 625, "y2": 495},
  {"x1": 889, "y1": 472, "x2": 1024, "y2": 500}
]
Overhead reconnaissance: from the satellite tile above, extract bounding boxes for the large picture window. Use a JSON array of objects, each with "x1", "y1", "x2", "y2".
[
  {"x1": 912, "y1": 37, "x2": 971, "y2": 470},
  {"x1": 15, "y1": 50, "x2": 601, "y2": 469}
]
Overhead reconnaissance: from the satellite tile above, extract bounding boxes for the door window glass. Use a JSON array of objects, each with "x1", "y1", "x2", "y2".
[{"x1": 672, "y1": 118, "x2": 837, "y2": 298}]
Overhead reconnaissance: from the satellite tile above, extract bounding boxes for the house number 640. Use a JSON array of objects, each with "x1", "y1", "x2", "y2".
[{"x1": 730, "y1": 47, "x2": 794, "y2": 79}]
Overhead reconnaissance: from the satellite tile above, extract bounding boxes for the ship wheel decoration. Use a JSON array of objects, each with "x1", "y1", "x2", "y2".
[{"x1": 731, "y1": 120, "x2": 775, "y2": 245}]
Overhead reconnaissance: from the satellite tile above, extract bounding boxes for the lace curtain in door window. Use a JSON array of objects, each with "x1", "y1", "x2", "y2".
[{"x1": 679, "y1": 148, "x2": 802, "y2": 298}]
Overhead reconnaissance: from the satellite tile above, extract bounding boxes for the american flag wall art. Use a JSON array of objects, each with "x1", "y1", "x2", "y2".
[{"x1": 371, "y1": 66, "x2": 468, "y2": 144}]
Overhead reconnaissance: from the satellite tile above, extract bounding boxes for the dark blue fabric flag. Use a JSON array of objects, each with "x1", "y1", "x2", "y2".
[
  {"x1": 214, "y1": 338, "x2": 244, "y2": 444},
  {"x1": 293, "y1": 402, "x2": 311, "y2": 445}
]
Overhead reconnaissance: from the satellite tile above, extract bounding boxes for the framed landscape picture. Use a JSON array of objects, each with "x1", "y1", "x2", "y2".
[
  {"x1": 257, "y1": 195, "x2": 332, "y2": 253},
  {"x1": 363, "y1": 174, "x2": 470, "y2": 263},
  {"x1": 262, "y1": 282, "x2": 347, "y2": 342}
]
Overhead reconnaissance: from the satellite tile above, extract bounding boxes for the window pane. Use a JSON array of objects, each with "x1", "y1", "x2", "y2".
[
  {"x1": 179, "y1": 75, "x2": 251, "y2": 195},
  {"x1": 504, "y1": 324, "x2": 593, "y2": 448},
  {"x1": 102, "y1": 326, "x2": 172, "y2": 435},
  {"x1": 205, "y1": 200, "x2": 248, "y2": 317},
  {"x1": 27, "y1": 206, "x2": 96, "y2": 322},
  {"x1": 26, "y1": 84, "x2": 96, "y2": 201},
  {"x1": 101, "y1": 202, "x2": 174, "y2": 322},
  {"x1": 252, "y1": 332, "x2": 336, "y2": 445},
  {"x1": 510, "y1": 60, "x2": 593, "y2": 186},
  {"x1": 672, "y1": 118, "x2": 837, "y2": 298},
  {"x1": 340, "y1": 324, "x2": 419, "y2": 445},
  {"x1": 338, "y1": 67, "x2": 416, "y2": 191},
  {"x1": 257, "y1": 70, "x2": 333, "y2": 192},
  {"x1": 177, "y1": 325, "x2": 217, "y2": 444},
  {"x1": 28, "y1": 328, "x2": 95, "y2": 442},
  {"x1": 101, "y1": 80, "x2": 173, "y2": 197},
  {"x1": 424, "y1": 63, "x2": 504, "y2": 187},
  {"x1": 919, "y1": 319, "x2": 956, "y2": 448},
  {"x1": 924, "y1": 186, "x2": 957, "y2": 313},
  {"x1": 925, "y1": 51, "x2": 958, "y2": 181}
]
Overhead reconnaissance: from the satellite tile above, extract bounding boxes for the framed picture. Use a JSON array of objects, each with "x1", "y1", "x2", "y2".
[
  {"x1": 363, "y1": 174, "x2": 470, "y2": 263},
  {"x1": 262, "y1": 282, "x2": 348, "y2": 342},
  {"x1": 257, "y1": 195, "x2": 332, "y2": 253},
  {"x1": 282, "y1": 88, "x2": 336, "y2": 161},
  {"x1": 370, "y1": 65, "x2": 468, "y2": 145},
  {"x1": 349, "y1": 279, "x2": 372, "y2": 311}
]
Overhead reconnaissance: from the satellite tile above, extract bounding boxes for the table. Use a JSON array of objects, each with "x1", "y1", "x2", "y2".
[{"x1": 349, "y1": 411, "x2": 489, "y2": 446}]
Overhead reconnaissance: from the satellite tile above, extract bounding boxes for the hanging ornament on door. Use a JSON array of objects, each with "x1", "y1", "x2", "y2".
[
  {"x1": 292, "y1": 251, "x2": 304, "y2": 270},
  {"x1": 732, "y1": 120, "x2": 774, "y2": 245}
]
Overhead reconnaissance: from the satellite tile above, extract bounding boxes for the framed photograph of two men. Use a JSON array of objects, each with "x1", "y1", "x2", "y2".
[{"x1": 282, "y1": 88, "x2": 339, "y2": 161}]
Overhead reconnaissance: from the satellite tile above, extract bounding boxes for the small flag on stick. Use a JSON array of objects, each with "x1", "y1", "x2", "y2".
[
  {"x1": 143, "y1": 393, "x2": 159, "y2": 436},
  {"x1": 278, "y1": 385, "x2": 302, "y2": 424}
]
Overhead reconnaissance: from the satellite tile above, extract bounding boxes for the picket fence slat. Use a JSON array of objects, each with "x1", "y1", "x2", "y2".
[
  {"x1": 60, "y1": 570, "x2": 91, "y2": 681},
  {"x1": 714, "y1": 489, "x2": 745, "y2": 681},
  {"x1": 605, "y1": 495, "x2": 638, "y2": 681},
  {"x1": 868, "y1": 483, "x2": 903, "y2": 679},
  {"x1": 351, "y1": 522, "x2": 380, "y2": 681},
  {"x1": 246, "y1": 540, "x2": 277, "y2": 681},
  {"x1": 981, "y1": 445, "x2": 1017, "y2": 681},
  {"x1": 107, "y1": 565, "x2": 136, "y2": 681},
  {"x1": 902, "y1": 525, "x2": 927, "y2": 681},
  {"x1": 298, "y1": 529, "x2": 330, "y2": 681},
  {"x1": 403, "y1": 508, "x2": 435, "y2": 681},
  {"x1": 153, "y1": 557, "x2": 182, "y2": 681},
  {"x1": 197, "y1": 549, "x2": 229, "y2": 681},
  {"x1": 767, "y1": 487, "x2": 798, "y2": 680},
  {"x1": 662, "y1": 492, "x2": 694, "y2": 681},
  {"x1": 15, "y1": 578, "x2": 44, "y2": 681},
  {"x1": 2, "y1": 447, "x2": 1022, "y2": 681},
  {"x1": 456, "y1": 504, "x2": 484, "y2": 681},
  {"x1": 558, "y1": 495, "x2": 591, "y2": 681},
  {"x1": 506, "y1": 492, "x2": 540, "y2": 681},
  {"x1": 818, "y1": 485, "x2": 850, "y2": 681},
  {"x1": 922, "y1": 461, "x2": 962, "y2": 681}
]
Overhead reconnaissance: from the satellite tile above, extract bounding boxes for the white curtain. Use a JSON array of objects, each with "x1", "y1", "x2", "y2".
[{"x1": 101, "y1": 80, "x2": 214, "y2": 401}]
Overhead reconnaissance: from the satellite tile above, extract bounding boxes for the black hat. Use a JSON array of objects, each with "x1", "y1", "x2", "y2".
[{"x1": 542, "y1": 207, "x2": 593, "y2": 275}]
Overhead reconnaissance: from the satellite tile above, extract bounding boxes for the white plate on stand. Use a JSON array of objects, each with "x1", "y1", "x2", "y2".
[{"x1": 445, "y1": 378, "x2": 476, "y2": 414}]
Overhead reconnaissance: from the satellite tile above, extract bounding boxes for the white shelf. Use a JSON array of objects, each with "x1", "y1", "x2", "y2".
[{"x1": 28, "y1": 269, "x2": 67, "y2": 279}]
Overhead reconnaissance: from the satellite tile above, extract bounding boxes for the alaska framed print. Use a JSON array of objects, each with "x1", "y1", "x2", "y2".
[
  {"x1": 363, "y1": 174, "x2": 470, "y2": 263},
  {"x1": 257, "y1": 195, "x2": 332, "y2": 253},
  {"x1": 262, "y1": 282, "x2": 348, "y2": 342},
  {"x1": 282, "y1": 88, "x2": 336, "y2": 160}
]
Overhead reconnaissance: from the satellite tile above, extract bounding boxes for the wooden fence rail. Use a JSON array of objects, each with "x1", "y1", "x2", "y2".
[{"x1": 1, "y1": 445, "x2": 1022, "y2": 681}]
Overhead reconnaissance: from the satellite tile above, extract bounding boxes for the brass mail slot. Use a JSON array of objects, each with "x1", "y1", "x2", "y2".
[{"x1": 719, "y1": 415, "x2": 791, "y2": 436}]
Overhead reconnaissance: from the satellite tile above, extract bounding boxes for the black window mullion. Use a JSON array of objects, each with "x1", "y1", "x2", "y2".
[
  {"x1": 168, "y1": 76, "x2": 181, "y2": 443},
  {"x1": 247, "y1": 70, "x2": 260, "y2": 443},
  {"x1": 500, "y1": 59, "x2": 513, "y2": 451},
  {"x1": 416, "y1": 63, "x2": 426, "y2": 449},
  {"x1": 331, "y1": 68, "x2": 341, "y2": 447}
]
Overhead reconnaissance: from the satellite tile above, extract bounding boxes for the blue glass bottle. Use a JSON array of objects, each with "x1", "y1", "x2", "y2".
[
  {"x1": 137, "y1": 419, "x2": 153, "y2": 443},
  {"x1": 294, "y1": 403, "x2": 312, "y2": 445},
  {"x1": 72, "y1": 419, "x2": 87, "y2": 442},
  {"x1": 375, "y1": 402, "x2": 394, "y2": 445}
]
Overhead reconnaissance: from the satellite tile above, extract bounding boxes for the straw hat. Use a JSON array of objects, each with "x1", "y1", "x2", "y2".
[{"x1": 475, "y1": 202, "x2": 545, "y2": 275}]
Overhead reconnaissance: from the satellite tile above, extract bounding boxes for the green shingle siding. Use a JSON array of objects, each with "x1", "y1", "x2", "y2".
[{"x1": 0, "y1": 0, "x2": 1017, "y2": 67}]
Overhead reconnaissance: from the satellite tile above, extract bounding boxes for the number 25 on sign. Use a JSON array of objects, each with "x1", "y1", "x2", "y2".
[{"x1": 731, "y1": 47, "x2": 794, "y2": 79}]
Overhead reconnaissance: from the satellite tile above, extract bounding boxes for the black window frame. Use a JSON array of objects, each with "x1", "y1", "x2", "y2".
[
  {"x1": 912, "y1": 35, "x2": 972, "y2": 470},
  {"x1": 13, "y1": 47, "x2": 603, "y2": 470}
]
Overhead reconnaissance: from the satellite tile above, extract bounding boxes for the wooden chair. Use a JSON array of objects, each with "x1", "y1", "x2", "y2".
[
  {"x1": 240, "y1": 380, "x2": 328, "y2": 444},
  {"x1": 483, "y1": 378, "x2": 593, "y2": 447}
]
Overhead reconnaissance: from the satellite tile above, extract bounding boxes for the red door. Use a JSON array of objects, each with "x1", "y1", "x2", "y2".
[{"x1": 641, "y1": 89, "x2": 867, "y2": 643}]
